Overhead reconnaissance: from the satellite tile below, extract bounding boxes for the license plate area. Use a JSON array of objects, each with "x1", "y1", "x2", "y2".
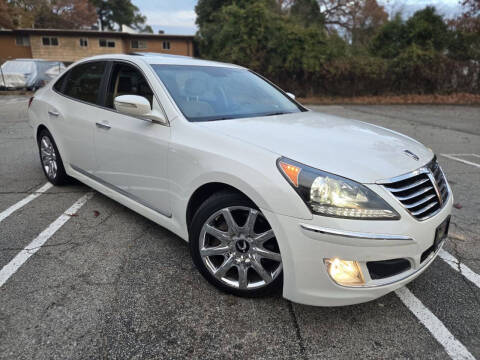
[
  {"x1": 420, "y1": 215, "x2": 450, "y2": 263},
  {"x1": 434, "y1": 215, "x2": 450, "y2": 251}
]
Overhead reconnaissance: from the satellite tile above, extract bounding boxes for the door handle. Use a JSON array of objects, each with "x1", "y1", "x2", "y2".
[
  {"x1": 48, "y1": 110, "x2": 60, "y2": 117},
  {"x1": 96, "y1": 122, "x2": 111, "y2": 130}
]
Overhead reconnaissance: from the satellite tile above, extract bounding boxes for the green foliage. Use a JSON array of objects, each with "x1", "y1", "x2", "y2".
[
  {"x1": 290, "y1": 0, "x2": 324, "y2": 27},
  {"x1": 371, "y1": 7, "x2": 449, "y2": 58},
  {"x1": 370, "y1": 14, "x2": 406, "y2": 58},
  {"x1": 448, "y1": 29, "x2": 480, "y2": 61},
  {"x1": 389, "y1": 45, "x2": 441, "y2": 93},
  {"x1": 405, "y1": 6, "x2": 449, "y2": 52},
  {"x1": 195, "y1": 1, "x2": 480, "y2": 96},
  {"x1": 198, "y1": 0, "x2": 332, "y2": 81}
]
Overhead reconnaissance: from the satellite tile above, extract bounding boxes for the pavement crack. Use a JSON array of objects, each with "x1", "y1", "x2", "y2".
[
  {"x1": 450, "y1": 242, "x2": 480, "y2": 307},
  {"x1": 288, "y1": 302, "x2": 308, "y2": 360}
]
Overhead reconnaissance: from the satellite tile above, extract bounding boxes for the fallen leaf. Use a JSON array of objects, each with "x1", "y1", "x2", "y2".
[
  {"x1": 453, "y1": 203, "x2": 463, "y2": 209},
  {"x1": 93, "y1": 210, "x2": 100, "y2": 217}
]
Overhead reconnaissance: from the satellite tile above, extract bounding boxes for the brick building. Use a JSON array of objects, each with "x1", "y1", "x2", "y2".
[{"x1": 0, "y1": 29, "x2": 194, "y2": 63}]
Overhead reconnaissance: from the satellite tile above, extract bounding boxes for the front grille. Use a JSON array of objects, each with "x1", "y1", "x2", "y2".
[{"x1": 381, "y1": 158, "x2": 449, "y2": 221}]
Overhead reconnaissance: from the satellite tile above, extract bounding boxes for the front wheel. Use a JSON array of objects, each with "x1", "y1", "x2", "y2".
[
  {"x1": 37, "y1": 129, "x2": 71, "y2": 185},
  {"x1": 190, "y1": 191, "x2": 283, "y2": 297}
]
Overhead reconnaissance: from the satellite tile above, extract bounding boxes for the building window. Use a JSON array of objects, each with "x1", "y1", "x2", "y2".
[
  {"x1": 99, "y1": 39, "x2": 115, "y2": 48},
  {"x1": 15, "y1": 36, "x2": 30, "y2": 46},
  {"x1": 131, "y1": 39, "x2": 146, "y2": 49},
  {"x1": 42, "y1": 37, "x2": 59, "y2": 46},
  {"x1": 80, "y1": 38, "x2": 88, "y2": 47},
  {"x1": 162, "y1": 41, "x2": 170, "y2": 50}
]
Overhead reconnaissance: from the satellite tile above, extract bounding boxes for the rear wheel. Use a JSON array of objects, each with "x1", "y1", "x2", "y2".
[
  {"x1": 190, "y1": 191, "x2": 283, "y2": 297},
  {"x1": 37, "y1": 129, "x2": 71, "y2": 185}
]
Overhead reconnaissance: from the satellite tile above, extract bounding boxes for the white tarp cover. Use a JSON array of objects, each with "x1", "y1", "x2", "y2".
[
  {"x1": 0, "y1": 60, "x2": 65, "y2": 89},
  {"x1": 0, "y1": 61, "x2": 35, "y2": 88}
]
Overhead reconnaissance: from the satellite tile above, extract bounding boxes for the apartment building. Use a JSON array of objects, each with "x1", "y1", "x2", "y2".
[{"x1": 0, "y1": 28, "x2": 194, "y2": 63}]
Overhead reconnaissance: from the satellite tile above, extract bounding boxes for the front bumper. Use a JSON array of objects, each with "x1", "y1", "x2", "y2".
[{"x1": 261, "y1": 190, "x2": 453, "y2": 306}]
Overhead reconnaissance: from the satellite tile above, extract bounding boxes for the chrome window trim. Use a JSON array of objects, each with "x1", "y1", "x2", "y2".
[
  {"x1": 300, "y1": 224, "x2": 412, "y2": 241},
  {"x1": 70, "y1": 164, "x2": 172, "y2": 219},
  {"x1": 51, "y1": 58, "x2": 170, "y2": 126}
]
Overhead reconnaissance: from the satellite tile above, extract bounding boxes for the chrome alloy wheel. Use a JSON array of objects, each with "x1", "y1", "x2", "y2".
[
  {"x1": 40, "y1": 136, "x2": 58, "y2": 179},
  {"x1": 199, "y1": 206, "x2": 282, "y2": 290}
]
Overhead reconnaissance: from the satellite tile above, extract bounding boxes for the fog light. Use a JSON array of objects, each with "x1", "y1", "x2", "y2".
[{"x1": 325, "y1": 258, "x2": 365, "y2": 286}]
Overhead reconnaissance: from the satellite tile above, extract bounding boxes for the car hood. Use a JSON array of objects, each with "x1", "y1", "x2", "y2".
[{"x1": 198, "y1": 110, "x2": 433, "y2": 183}]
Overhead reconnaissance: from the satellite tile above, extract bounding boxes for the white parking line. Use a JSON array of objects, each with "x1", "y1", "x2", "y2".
[
  {"x1": 0, "y1": 192, "x2": 92, "y2": 288},
  {"x1": 443, "y1": 154, "x2": 480, "y2": 158},
  {"x1": 0, "y1": 183, "x2": 53, "y2": 223},
  {"x1": 396, "y1": 287, "x2": 475, "y2": 360},
  {"x1": 440, "y1": 154, "x2": 480, "y2": 168},
  {"x1": 439, "y1": 249, "x2": 480, "y2": 289}
]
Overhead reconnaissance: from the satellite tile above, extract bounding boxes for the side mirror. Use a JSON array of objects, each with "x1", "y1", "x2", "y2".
[
  {"x1": 286, "y1": 92, "x2": 296, "y2": 100},
  {"x1": 114, "y1": 95, "x2": 167, "y2": 125}
]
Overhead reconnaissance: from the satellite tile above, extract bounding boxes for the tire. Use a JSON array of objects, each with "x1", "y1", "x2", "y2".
[
  {"x1": 37, "y1": 129, "x2": 71, "y2": 186},
  {"x1": 190, "y1": 191, "x2": 283, "y2": 297}
]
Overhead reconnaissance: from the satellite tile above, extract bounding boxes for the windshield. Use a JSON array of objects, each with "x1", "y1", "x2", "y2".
[
  {"x1": 1, "y1": 61, "x2": 35, "y2": 74},
  {"x1": 151, "y1": 65, "x2": 303, "y2": 122}
]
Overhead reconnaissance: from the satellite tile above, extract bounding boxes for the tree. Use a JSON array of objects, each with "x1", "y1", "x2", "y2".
[
  {"x1": 461, "y1": 0, "x2": 480, "y2": 18},
  {"x1": 371, "y1": 7, "x2": 449, "y2": 58},
  {"x1": 344, "y1": 0, "x2": 388, "y2": 47},
  {"x1": 290, "y1": 0, "x2": 324, "y2": 27},
  {"x1": 6, "y1": 0, "x2": 96, "y2": 29},
  {"x1": 405, "y1": 6, "x2": 449, "y2": 52},
  {"x1": 90, "y1": 0, "x2": 148, "y2": 31},
  {"x1": 0, "y1": 0, "x2": 13, "y2": 28},
  {"x1": 370, "y1": 13, "x2": 406, "y2": 58}
]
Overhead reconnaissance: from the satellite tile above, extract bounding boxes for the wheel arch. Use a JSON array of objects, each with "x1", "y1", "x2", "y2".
[
  {"x1": 186, "y1": 182, "x2": 257, "y2": 232},
  {"x1": 36, "y1": 124, "x2": 49, "y2": 142}
]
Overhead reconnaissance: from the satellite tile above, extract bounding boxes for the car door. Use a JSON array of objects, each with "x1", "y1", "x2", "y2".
[
  {"x1": 93, "y1": 61, "x2": 171, "y2": 217},
  {"x1": 51, "y1": 61, "x2": 108, "y2": 175}
]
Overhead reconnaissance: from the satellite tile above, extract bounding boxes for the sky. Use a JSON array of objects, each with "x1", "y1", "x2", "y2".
[{"x1": 131, "y1": 0, "x2": 464, "y2": 35}]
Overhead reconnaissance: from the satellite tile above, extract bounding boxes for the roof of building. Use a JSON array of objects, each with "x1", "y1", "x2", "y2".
[{"x1": 0, "y1": 28, "x2": 194, "y2": 40}]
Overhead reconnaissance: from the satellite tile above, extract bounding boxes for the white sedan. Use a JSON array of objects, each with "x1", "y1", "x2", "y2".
[{"x1": 28, "y1": 54, "x2": 452, "y2": 306}]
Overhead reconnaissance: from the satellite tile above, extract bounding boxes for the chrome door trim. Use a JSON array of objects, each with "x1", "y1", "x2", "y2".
[
  {"x1": 300, "y1": 224, "x2": 412, "y2": 241},
  {"x1": 70, "y1": 164, "x2": 172, "y2": 218}
]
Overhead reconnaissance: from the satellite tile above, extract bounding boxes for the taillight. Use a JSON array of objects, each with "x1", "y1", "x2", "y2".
[{"x1": 28, "y1": 97, "x2": 34, "y2": 108}]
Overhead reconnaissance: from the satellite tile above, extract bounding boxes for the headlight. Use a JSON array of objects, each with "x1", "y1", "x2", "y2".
[{"x1": 277, "y1": 157, "x2": 400, "y2": 220}]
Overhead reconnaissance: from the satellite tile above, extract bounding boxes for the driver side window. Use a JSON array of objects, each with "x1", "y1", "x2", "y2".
[{"x1": 105, "y1": 62, "x2": 154, "y2": 109}]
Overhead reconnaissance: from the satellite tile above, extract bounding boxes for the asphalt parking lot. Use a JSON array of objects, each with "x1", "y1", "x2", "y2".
[{"x1": 0, "y1": 95, "x2": 479, "y2": 360}]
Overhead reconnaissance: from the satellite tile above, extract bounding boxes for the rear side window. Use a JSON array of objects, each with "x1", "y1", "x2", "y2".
[
  {"x1": 62, "y1": 62, "x2": 106, "y2": 104},
  {"x1": 53, "y1": 72, "x2": 69, "y2": 93}
]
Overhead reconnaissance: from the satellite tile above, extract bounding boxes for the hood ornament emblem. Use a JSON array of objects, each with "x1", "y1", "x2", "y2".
[{"x1": 404, "y1": 150, "x2": 419, "y2": 161}]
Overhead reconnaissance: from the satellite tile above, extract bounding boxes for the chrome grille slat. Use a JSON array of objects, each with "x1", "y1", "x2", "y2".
[
  {"x1": 404, "y1": 194, "x2": 437, "y2": 209},
  {"x1": 384, "y1": 178, "x2": 430, "y2": 192},
  {"x1": 411, "y1": 201, "x2": 438, "y2": 216},
  {"x1": 381, "y1": 158, "x2": 449, "y2": 221},
  {"x1": 396, "y1": 186, "x2": 434, "y2": 201}
]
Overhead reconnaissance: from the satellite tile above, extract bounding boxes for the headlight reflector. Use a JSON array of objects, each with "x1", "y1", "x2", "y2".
[{"x1": 278, "y1": 157, "x2": 399, "y2": 220}]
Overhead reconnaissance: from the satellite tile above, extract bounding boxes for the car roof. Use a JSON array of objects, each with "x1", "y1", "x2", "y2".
[{"x1": 82, "y1": 53, "x2": 243, "y2": 69}]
